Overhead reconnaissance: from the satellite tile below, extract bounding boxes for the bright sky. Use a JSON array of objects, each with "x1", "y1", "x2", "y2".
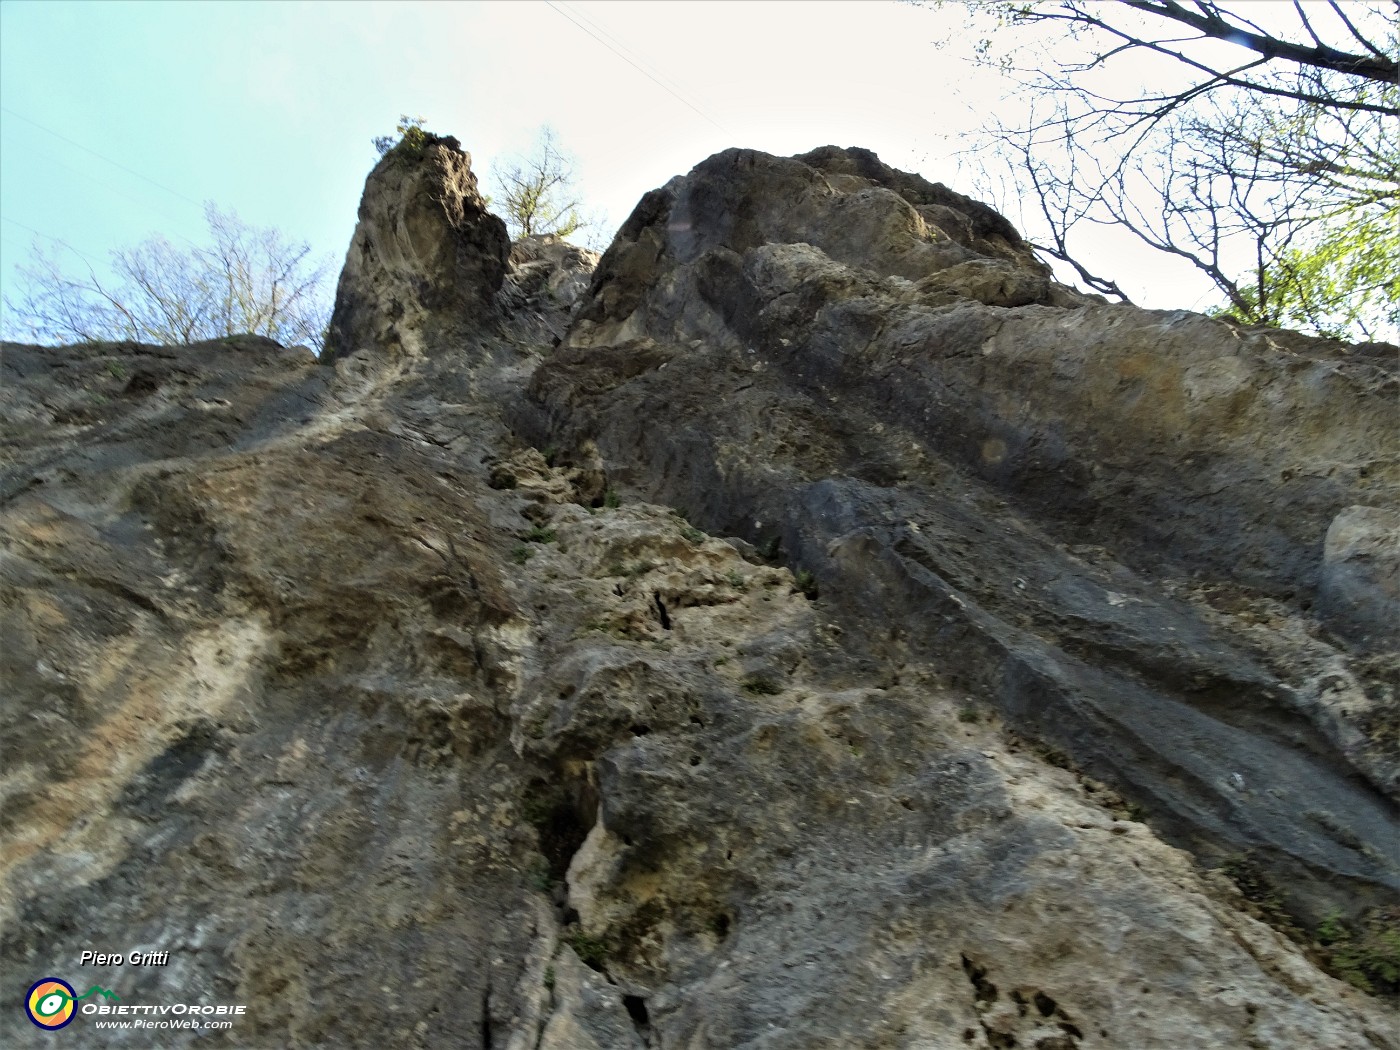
[{"x1": 0, "y1": 0, "x2": 1225, "y2": 326}]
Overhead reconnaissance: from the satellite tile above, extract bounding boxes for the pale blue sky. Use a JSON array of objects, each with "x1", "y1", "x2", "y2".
[{"x1": 0, "y1": 0, "x2": 1220, "y2": 325}]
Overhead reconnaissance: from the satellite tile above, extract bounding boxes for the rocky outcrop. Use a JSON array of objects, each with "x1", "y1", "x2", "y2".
[
  {"x1": 523, "y1": 146, "x2": 1399, "y2": 923},
  {"x1": 1, "y1": 143, "x2": 1395, "y2": 1049},
  {"x1": 498, "y1": 233, "x2": 602, "y2": 348},
  {"x1": 323, "y1": 134, "x2": 510, "y2": 361}
]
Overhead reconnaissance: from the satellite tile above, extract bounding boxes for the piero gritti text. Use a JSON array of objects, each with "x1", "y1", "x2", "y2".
[{"x1": 80, "y1": 950, "x2": 170, "y2": 966}]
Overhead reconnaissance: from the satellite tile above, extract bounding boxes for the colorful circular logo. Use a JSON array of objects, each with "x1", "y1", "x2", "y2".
[{"x1": 26, "y1": 978, "x2": 77, "y2": 1030}]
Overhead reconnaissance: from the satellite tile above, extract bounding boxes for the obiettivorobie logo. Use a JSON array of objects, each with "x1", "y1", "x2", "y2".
[
  {"x1": 24, "y1": 979, "x2": 120, "y2": 1030},
  {"x1": 22, "y1": 976, "x2": 247, "y2": 1033}
]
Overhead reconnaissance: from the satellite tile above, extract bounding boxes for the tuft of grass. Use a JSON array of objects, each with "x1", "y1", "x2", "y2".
[
  {"x1": 681, "y1": 524, "x2": 705, "y2": 544},
  {"x1": 743, "y1": 676, "x2": 782, "y2": 696},
  {"x1": 957, "y1": 707, "x2": 980, "y2": 724},
  {"x1": 543, "y1": 965, "x2": 555, "y2": 990},
  {"x1": 794, "y1": 569, "x2": 819, "y2": 599},
  {"x1": 524, "y1": 525, "x2": 557, "y2": 544},
  {"x1": 726, "y1": 570, "x2": 747, "y2": 591},
  {"x1": 527, "y1": 860, "x2": 554, "y2": 893},
  {"x1": 603, "y1": 488, "x2": 621, "y2": 509},
  {"x1": 564, "y1": 929, "x2": 609, "y2": 968},
  {"x1": 512, "y1": 544, "x2": 534, "y2": 565},
  {"x1": 541, "y1": 445, "x2": 559, "y2": 467}
]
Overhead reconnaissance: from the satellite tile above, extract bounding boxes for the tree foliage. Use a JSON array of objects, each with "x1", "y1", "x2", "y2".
[
  {"x1": 490, "y1": 127, "x2": 591, "y2": 240},
  {"x1": 952, "y1": 0, "x2": 1399, "y2": 341},
  {"x1": 3, "y1": 204, "x2": 332, "y2": 351},
  {"x1": 373, "y1": 114, "x2": 429, "y2": 163}
]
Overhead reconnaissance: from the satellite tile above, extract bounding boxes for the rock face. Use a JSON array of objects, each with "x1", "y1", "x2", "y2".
[
  {"x1": 2, "y1": 144, "x2": 1396, "y2": 1050},
  {"x1": 524, "y1": 146, "x2": 1400, "y2": 917},
  {"x1": 323, "y1": 133, "x2": 510, "y2": 361}
]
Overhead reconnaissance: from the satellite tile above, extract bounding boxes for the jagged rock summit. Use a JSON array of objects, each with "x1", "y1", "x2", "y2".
[
  {"x1": 1, "y1": 139, "x2": 1396, "y2": 1050},
  {"x1": 323, "y1": 133, "x2": 511, "y2": 361}
]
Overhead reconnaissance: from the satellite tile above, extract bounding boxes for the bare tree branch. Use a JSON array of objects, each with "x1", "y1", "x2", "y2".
[{"x1": 3, "y1": 205, "x2": 331, "y2": 350}]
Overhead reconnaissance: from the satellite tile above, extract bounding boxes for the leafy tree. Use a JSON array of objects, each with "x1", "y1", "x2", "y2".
[
  {"x1": 490, "y1": 127, "x2": 591, "y2": 240},
  {"x1": 945, "y1": 0, "x2": 1399, "y2": 341},
  {"x1": 3, "y1": 203, "x2": 332, "y2": 351}
]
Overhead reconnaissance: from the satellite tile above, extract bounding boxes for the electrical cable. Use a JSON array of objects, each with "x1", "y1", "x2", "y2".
[
  {"x1": 1, "y1": 105, "x2": 205, "y2": 211},
  {"x1": 543, "y1": 1, "x2": 732, "y2": 135}
]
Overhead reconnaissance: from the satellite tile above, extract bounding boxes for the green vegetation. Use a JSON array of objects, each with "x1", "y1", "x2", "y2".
[
  {"x1": 1222, "y1": 204, "x2": 1400, "y2": 339},
  {"x1": 950, "y1": 1, "x2": 1399, "y2": 340},
  {"x1": 794, "y1": 569, "x2": 819, "y2": 600},
  {"x1": 521, "y1": 793, "x2": 554, "y2": 828},
  {"x1": 1316, "y1": 909, "x2": 1400, "y2": 995},
  {"x1": 511, "y1": 544, "x2": 534, "y2": 565},
  {"x1": 681, "y1": 524, "x2": 705, "y2": 544},
  {"x1": 603, "y1": 488, "x2": 621, "y2": 509},
  {"x1": 373, "y1": 114, "x2": 428, "y2": 164},
  {"x1": 543, "y1": 965, "x2": 555, "y2": 990},
  {"x1": 563, "y1": 928, "x2": 609, "y2": 968},
  {"x1": 491, "y1": 126, "x2": 592, "y2": 240},
  {"x1": 524, "y1": 525, "x2": 557, "y2": 544},
  {"x1": 527, "y1": 860, "x2": 554, "y2": 893},
  {"x1": 743, "y1": 675, "x2": 783, "y2": 696}
]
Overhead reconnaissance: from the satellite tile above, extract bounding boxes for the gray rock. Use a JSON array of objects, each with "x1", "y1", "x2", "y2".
[
  {"x1": 323, "y1": 134, "x2": 509, "y2": 361},
  {"x1": 2, "y1": 142, "x2": 1396, "y2": 1050},
  {"x1": 1319, "y1": 505, "x2": 1400, "y2": 647}
]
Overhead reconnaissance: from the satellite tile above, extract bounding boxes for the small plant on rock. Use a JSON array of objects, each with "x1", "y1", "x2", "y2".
[
  {"x1": 743, "y1": 675, "x2": 782, "y2": 696},
  {"x1": 373, "y1": 114, "x2": 429, "y2": 163},
  {"x1": 564, "y1": 929, "x2": 609, "y2": 968},
  {"x1": 1316, "y1": 908, "x2": 1400, "y2": 995}
]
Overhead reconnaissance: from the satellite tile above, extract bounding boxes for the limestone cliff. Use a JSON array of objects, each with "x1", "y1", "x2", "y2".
[{"x1": 2, "y1": 136, "x2": 1395, "y2": 1049}]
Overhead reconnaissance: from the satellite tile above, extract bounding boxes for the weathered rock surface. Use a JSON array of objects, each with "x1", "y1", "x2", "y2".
[
  {"x1": 324, "y1": 134, "x2": 510, "y2": 361},
  {"x1": 523, "y1": 145, "x2": 1400, "y2": 920},
  {"x1": 1, "y1": 142, "x2": 1395, "y2": 1049}
]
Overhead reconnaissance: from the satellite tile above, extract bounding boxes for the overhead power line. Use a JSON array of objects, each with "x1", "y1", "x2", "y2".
[
  {"x1": 544, "y1": 1, "x2": 732, "y2": 135},
  {"x1": 0, "y1": 215, "x2": 105, "y2": 269},
  {"x1": 1, "y1": 105, "x2": 205, "y2": 211}
]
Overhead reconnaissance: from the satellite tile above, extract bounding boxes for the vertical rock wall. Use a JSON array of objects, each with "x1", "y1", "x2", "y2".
[{"x1": 1, "y1": 141, "x2": 1395, "y2": 1049}]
